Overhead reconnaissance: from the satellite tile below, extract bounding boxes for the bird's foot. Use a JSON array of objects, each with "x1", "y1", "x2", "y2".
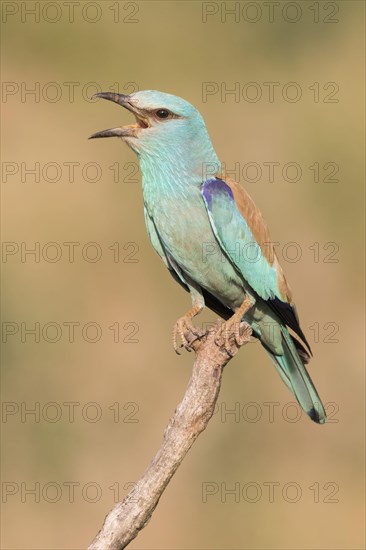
[
  {"x1": 173, "y1": 313, "x2": 205, "y2": 354},
  {"x1": 215, "y1": 318, "x2": 252, "y2": 357},
  {"x1": 215, "y1": 296, "x2": 254, "y2": 356}
]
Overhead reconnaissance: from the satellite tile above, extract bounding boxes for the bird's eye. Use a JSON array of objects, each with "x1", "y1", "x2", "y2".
[{"x1": 155, "y1": 109, "x2": 171, "y2": 119}]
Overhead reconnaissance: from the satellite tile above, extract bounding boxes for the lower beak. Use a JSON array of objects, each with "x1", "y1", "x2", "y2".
[
  {"x1": 89, "y1": 92, "x2": 141, "y2": 140},
  {"x1": 89, "y1": 127, "x2": 132, "y2": 139}
]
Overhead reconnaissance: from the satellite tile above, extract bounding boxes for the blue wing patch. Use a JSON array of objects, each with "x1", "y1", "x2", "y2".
[{"x1": 202, "y1": 178, "x2": 282, "y2": 301}]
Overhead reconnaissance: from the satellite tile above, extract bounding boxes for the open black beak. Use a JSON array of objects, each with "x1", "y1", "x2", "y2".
[
  {"x1": 89, "y1": 92, "x2": 144, "y2": 140},
  {"x1": 93, "y1": 92, "x2": 130, "y2": 107}
]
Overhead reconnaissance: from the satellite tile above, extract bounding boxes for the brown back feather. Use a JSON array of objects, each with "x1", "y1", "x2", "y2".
[{"x1": 221, "y1": 175, "x2": 293, "y2": 304}]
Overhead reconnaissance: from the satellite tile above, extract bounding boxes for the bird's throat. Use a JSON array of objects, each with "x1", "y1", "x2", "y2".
[{"x1": 139, "y1": 141, "x2": 221, "y2": 208}]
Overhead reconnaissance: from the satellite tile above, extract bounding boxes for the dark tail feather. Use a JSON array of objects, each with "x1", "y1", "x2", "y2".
[
  {"x1": 265, "y1": 326, "x2": 327, "y2": 424},
  {"x1": 292, "y1": 336, "x2": 311, "y2": 365}
]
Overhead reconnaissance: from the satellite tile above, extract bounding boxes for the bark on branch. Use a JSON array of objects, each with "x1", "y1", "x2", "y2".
[{"x1": 88, "y1": 322, "x2": 251, "y2": 550}]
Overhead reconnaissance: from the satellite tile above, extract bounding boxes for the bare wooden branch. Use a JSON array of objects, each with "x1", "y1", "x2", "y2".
[{"x1": 88, "y1": 322, "x2": 252, "y2": 550}]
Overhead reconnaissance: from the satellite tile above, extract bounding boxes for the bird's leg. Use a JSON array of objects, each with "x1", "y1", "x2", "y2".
[
  {"x1": 216, "y1": 295, "x2": 254, "y2": 354},
  {"x1": 173, "y1": 282, "x2": 205, "y2": 354}
]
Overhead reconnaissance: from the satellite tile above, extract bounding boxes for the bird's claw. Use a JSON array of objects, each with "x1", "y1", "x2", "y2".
[
  {"x1": 215, "y1": 319, "x2": 252, "y2": 356},
  {"x1": 173, "y1": 316, "x2": 205, "y2": 354}
]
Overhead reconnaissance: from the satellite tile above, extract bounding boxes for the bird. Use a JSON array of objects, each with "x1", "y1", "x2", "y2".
[{"x1": 89, "y1": 90, "x2": 327, "y2": 424}]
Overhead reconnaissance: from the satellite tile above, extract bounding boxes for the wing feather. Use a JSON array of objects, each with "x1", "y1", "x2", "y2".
[
  {"x1": 222, "y1": 175, "x2": 293, "y2": 304},
  {"x1": 202, "y1": 177, "x2": 311, "y2": 354}
]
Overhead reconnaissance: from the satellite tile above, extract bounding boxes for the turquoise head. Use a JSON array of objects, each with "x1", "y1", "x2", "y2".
[{"x1": 90, "y1": 90, "x2": 220, "y2": 180}]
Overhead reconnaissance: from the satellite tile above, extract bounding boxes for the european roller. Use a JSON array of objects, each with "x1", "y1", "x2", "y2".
[{"x1": 90, "y1": 90, "x2": 327, "y2": 424}]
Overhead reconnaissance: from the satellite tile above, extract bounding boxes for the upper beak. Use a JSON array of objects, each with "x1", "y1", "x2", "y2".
[{"x1": 89, "y1": 92, "x2": 144, "y2": 140}]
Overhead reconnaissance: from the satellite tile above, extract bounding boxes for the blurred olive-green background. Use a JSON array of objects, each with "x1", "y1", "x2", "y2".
[{"x1": 1, "y1": 1, "x2": 365, "y2": 549}]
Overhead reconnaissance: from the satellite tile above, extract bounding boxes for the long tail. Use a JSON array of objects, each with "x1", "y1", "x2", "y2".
[{"x1": 265, "y1": 326, "x2": 327, "y2": 424}]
